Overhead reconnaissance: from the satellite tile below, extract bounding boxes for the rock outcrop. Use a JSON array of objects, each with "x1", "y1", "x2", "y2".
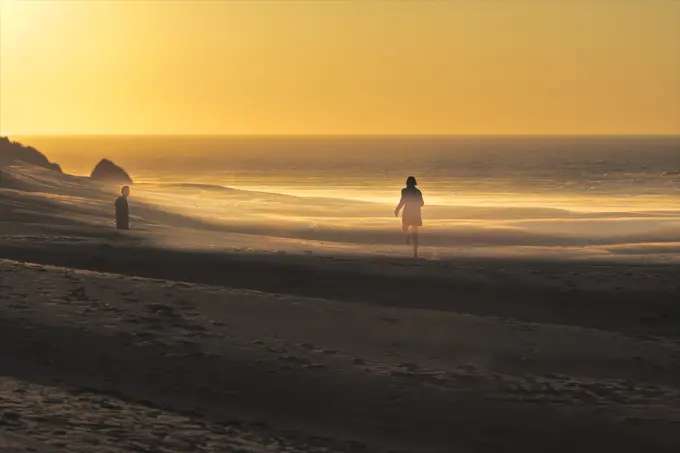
[
  {"x1": 90, "y1": 159, "x2": 133, "y2": 184},
  {"x1": 0, "y1": 137, "x2": 62, "y2": 172}
]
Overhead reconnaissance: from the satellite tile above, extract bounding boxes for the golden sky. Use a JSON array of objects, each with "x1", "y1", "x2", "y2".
[{"x1": 1, "y1": 0, "x2": 679, "y2": 135}]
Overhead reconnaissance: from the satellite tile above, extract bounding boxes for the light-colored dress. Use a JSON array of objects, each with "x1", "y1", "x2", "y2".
[{"x1": 398, "y1": 187, "x2": 424, "y2": 229}]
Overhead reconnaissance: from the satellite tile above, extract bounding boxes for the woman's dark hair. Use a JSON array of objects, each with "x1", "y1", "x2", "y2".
[{"x1": 406, "y1": 176, "x2": 417, "y2": 187}]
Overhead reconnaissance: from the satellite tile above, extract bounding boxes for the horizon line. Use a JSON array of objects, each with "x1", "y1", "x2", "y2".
[{"x1": 4, "y1": 133, "x2": 680, "y2": 138}]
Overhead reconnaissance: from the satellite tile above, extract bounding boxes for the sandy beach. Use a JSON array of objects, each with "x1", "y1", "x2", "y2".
[
  {"x1": 1, "y1": 163, "x2": 679, "y2": 452},
  {"x1": 3, "y1": 0, "x2": 680, "y2": 448}
]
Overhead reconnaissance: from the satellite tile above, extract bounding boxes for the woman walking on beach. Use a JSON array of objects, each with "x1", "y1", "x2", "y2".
[{"x1": 395, "y1": 176, "x2": 424, "y2": 258}]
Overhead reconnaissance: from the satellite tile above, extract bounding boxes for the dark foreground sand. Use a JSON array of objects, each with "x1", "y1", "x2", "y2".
[
  {"x1": 1, "y1": 164, "x2": 680, "y2": 452},
  {"x1": 1, "y1": 249, "x2": 679, "y2": 452}
]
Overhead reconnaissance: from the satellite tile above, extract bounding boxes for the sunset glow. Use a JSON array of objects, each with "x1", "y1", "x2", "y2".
[{"x1": 1, "y1": 0, "x2": 679, "y2": 135}]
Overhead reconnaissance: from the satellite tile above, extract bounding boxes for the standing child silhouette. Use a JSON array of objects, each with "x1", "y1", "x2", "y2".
[{"x1": 394, "y1": 176, "x2": 424, "y2": 258}]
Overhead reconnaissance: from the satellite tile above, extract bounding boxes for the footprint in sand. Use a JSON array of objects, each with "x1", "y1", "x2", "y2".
[
  {"x1": 278, "y1": 355, "x2": 309, "y2": 365},
  {"x1": 176, "y1": 299, "x2": 195, "y2": 309},
  {"x1": 398, "y1": 363, "x2": 420, "y2": 372},
  {"x1": 145, "y1": 304, "x2": 178, "y2": 315}
]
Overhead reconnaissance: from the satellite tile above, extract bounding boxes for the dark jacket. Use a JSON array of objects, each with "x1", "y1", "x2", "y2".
[{"x1": 115, "y1": 196, "x2": 129, "y2": 230}]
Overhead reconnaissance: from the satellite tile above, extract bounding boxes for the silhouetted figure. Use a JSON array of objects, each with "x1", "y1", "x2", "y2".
[
  {"x1": 395, "y1": 176, "x2": 424, "y2": 258},
  {"x1": 115, "y1": 186, "x2": 131, "y2": 230}
]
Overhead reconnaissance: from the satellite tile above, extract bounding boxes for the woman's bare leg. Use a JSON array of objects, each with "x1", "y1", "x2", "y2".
[
  {"x1": 403, "y1": 223, "x2": 411, "y2": 245},
  {"x1": 411, "y1": 226, "x2": 420, "y2": 258}
]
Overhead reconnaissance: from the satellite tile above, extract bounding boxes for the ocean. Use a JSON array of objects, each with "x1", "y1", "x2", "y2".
[{"x1": 13, "y1": 135, "x2": 680, "y2": 260}]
